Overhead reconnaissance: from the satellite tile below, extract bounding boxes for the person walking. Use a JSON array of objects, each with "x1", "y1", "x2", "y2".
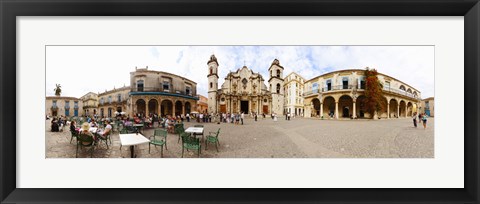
[
  {"x1": 421, "y1": 113, "x2": 428, "y2": 129},
  {"x1": 412, "y1": 112, "x2": 417, "y2": 128},
  {"x1": 254, "y1": 113, "x2": 258, "y2": 121},
  {"x1": 241, "y1": 112, "x2": 244, "y2": 125}
]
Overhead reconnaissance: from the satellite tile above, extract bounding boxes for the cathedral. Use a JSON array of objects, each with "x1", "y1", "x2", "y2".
[{"x1": 207, "y1": 55, "x2": 284, "y2": 115}]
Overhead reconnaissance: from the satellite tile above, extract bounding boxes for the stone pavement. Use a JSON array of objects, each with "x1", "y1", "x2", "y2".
[{"x1": 45, "y1": 116, "x2": 434, "y2": 158}]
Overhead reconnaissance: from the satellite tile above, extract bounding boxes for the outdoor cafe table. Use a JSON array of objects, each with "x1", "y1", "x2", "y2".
[
  {"x1": 185, "y1": 127, "x2": 204, "y2": 140},
  {"x1": 77, "y1": 127, "x2": 98, "y2": 133},
  {"x1": 133, "y1": 123, "x2": 144, "y2": 133},
  {"x1": 119, "y1": 133, "x2": 150, "y2": 158}
]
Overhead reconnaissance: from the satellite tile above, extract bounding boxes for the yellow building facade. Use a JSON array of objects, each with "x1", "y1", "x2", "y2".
[
  {"x1": 129, "y1": 67, "x2": 198, "y2": 117},
  {"x1": 303, "y1": 69, "x2": 421, "y2": 119},
  {"x1": 45, "y1": 96, "x2": 83, "y2": 117},
  {"x1": 97, "y1": 86, "x2": 130, "y2": 118}
]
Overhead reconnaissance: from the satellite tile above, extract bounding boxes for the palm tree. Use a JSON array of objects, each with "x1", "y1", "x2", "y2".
[{"x1": 54, "y1": 84, "x2": 62, "y2": 96}]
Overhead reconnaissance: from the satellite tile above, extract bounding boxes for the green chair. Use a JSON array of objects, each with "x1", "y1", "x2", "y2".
[
  {"x1": 76, "y1": 133, "x2": 95, "y2": 158},
  {"x1": 181, "y1": 133, "x2": 201, "y2": 158},
  {"x1": 176, "y1": 125, "x2": 185, "y2": 143},
  {"x1": 149, "y1": 129, "x2": 168, "y2": 157},
  {"x1": 174, "y1": 123, "x2": 184, "y2": 133},
  {"x1": 96, "y1": 131, "x2": 111, "y2": 149},
  {"x1": 70, "y1": 129, "x2": 78, "y2": 144},
  {"x1": 205, "y1": 128, "x2": 221, "y2": 152}
]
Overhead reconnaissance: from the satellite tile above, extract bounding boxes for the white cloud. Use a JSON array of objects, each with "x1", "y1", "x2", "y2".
[{"x1": 46, "y1": 46, "x2": 434, "y2": 99}]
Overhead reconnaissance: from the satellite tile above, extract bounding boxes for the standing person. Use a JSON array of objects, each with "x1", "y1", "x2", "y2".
[
  {"x1": 288, "y1": 112, "x2": 291, "y2": 121},
  {"x1": 285, "y1": 113, "x2": 288, "y2": 120},
  {"x1": 421, "y1": 113, "x2": 428, "y2": 129},
  {"x1": 186, "y1": 113, "x2": 190, "y2": 122},
  {"x1": 241, "y1": 112, "x2": 244, "y2": 125},
  {"x1": 273, "y1": 113, "x2": 277, "y2": 121},
  {"x1": 254, "y1": 113, "x2": 257, "y2": 121},
  {"x1": 412, "y1": 112, "x2": 417, "y2": 128}
]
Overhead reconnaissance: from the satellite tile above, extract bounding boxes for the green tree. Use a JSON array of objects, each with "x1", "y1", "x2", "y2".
[
  {"x1": 364, "y1": 68, "x2": 385, "y2": 118},
  {"x1": 54, "y1": 84, "x2": 62, "y2": 96}
]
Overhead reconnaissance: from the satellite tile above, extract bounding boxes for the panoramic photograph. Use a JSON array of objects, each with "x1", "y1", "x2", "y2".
[{"x1": 45, "y1": 46, "x2": 434, "y2": 158}]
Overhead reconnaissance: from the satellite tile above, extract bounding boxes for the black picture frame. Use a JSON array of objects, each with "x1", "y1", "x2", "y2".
[{"x1": 1, "y1": 0, "x2": 479, "y2": 203}]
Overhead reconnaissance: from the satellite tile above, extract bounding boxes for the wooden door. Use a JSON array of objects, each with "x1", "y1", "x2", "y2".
[
  {"x1": 263, "y1": 105, "x2": 269, "y2": 114},
  {"x1": 220, "y1": 105, "x2": 226, "y2": 113}
]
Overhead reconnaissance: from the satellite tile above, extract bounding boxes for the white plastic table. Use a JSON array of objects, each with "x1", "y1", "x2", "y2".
[
  {"x1": 119, "y1": 133, "x2": 150, "y2": 158},
  {"x1": 185, "y1": 127, "x2": 204, "y2": 140}
]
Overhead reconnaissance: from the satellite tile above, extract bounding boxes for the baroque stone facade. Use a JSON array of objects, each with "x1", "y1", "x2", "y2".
[{"x1": 207, "y1": 55, "x2": 284, "y2": 115}]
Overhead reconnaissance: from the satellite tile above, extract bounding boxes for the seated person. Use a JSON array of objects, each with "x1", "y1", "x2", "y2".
[
  {"x1": 51, "y1": 118, "x2": 59, "y2": 132},
  {"x1": 70, "y1": 120, "x2": 77, "y2": 132},
  {"x1": 89, "y1": 119, "x2": 97, "y2": 127},
  {"x1": 98, "y1": 121, "x2": 112, "y2": 137},
  {"x1": 79, "y1": 122, "x2": 95, "y2": 145},
  {"x1": 167, "y1": 116, "x2": 175, "y2": 133}
]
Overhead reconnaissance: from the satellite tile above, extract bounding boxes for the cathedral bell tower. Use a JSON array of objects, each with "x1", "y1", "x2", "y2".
[
  {"x1": 207, "y1": 55, "x2": 219, "y2": 114},
  {"x1": 268, "y1": 59, "x2": 285, "y2": 115}
]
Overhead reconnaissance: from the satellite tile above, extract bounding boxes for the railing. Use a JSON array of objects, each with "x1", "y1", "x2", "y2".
[
  {"x1": 131, "y1": 87, "x2": 194, "y2": 96},
  {"x1": 322, "y1": 85, "x2": 357, "y2": 92},
  {"x1": 303, "y1": 89, "x2": 320, "y2": 96},
  {"x1": 383, "y1": 87, "x2": 419, "y2": 99}
]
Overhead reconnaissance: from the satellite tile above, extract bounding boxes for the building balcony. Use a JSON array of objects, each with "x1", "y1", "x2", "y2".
[
  {"x1": 382, "y1": 87, "x2": 420, "y2": 100},
  {"x1": 130, "y1": 87, "x2": 198, "y2": 100}
]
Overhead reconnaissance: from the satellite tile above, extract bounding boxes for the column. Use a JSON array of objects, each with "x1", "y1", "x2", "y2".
[
  {"x1": 335, "y1": 102, "x2": 339, "y2": 119},
  {"x1": 387, "y1": 102, "x2": 390, "y2": 119},
  {"x1": 405, "y1": 106, "x2": 408, "y2": 117},
  {"x1": 397, "y1": 104, "x2": 400, "y2": 118},
  {"x1": 353, "y1": 101, "x2": 356, "y2": 118},
  {"x1": 320, "y1": 103, "x2": 323, "y2": 117},
  {"x1": 145, "y1": 98, "x2": 149, "y2": 117},
  {"x1": 158, "y1": 99, "x2": 162, "y2": 117},
  {"x1": 172, "y1": 102, "x2": 176, "y2": 116},
  {"x1": 182, "y1": 101, "x2": 185, "y2": 115}
]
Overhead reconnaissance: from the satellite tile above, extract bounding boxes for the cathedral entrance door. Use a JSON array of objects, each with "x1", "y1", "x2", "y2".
[
  {"x1": 240, "y1": 101, "x2": 249, "y2": 114},
  {"x1": 263, "y1": 105, "x2": 269, "y2": 114},
  {"x1": 220, "y1": 105, "x2": 226, "y2": 113}
]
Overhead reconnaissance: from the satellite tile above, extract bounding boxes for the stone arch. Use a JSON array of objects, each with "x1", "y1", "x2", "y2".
[
  {"x1": 161, "y1": 99, "x2": 173, "y2": 117},
  {"x1": 389, "y1": 98, "x2": 399, "y2": 118},
  {"x1": 276, "y1": 83, "x2": 281, "y2": 94},
  {"x1": 407, "y1": 101, "x2": 413, "y2": 117},
  {"x1": 135, "y1": 99, "x2": 146, "y2": 116},
  {"x1": 378, "y1": 97, "x2": 389, "y2": 118},
  {"x1": 407, "y1": 88, "x2": 412, "y2": 93},
  {"x1": 399, "y1": 85, "x2": 406, "y2": 91},
  {"x1": 399, "y1": 100, "x2": 407, "y2": 117},
  {"x1": 175, "y1": 100, "x2": 183, "y2": 116},
  {"x1": 356, "y1": 95, "x2": 367, "y2": 118},
  {"x1": 323, "y1": 96, "x2": 336, "y2": 118},
  {"x1": 148, "y1": 99, "x2": 158, "y2": 116},
  {"x1": 338, "y1": 95, "x2": 353, "y2": 118},
  {"x1": 185, "y1": 101, "x2": 192, "y2": 114},
  {"x1": 312, "y1": 98, "x2": 321, "y2": 117}
]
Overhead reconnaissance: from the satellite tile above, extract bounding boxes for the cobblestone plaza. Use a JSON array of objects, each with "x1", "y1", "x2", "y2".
[{"x1": 46, "y1": 117, "x2": 434, "y2": 158}]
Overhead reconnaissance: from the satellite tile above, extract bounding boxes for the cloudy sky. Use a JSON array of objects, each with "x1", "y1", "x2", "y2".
[{"x1": 46, "y1": 46, "x2": 434, "y2": 98}]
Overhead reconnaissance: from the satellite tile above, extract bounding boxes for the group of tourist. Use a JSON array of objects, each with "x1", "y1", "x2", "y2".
[
  {"x1": 218, "y1": 112, "x2": 245, "y2": 125},
  {"x1": 412, "y1": 112, "x2": 428, "y2": 129}
]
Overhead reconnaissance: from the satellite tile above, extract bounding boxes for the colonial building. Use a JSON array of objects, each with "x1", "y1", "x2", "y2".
[
  {"x1": 80, "y1": 92, "x2": 98, "y2": 117},
  {"x1": 129, "y1": 66, "x2": 198, "y2": 117},
  {"x1": 421, "y1": 97, "x2": 434, "y2": 117},
  {"x1": 97, "y1": 86, "x2": 130, "y2": 118},
  {"x1": 284, "y1": 72, "x2": 305, "y2": 116},
  {"x1": 303, "y1": 68, "x2": 422, "y2": 119},
  {"x1": 207, "y1": 55, "x2": 284, "y2": 115},
  {"x1": 197, "y1": 95, "x2": 208, "y2": 113},
  {"x1": 46, "y1": 96, "x2": 83, "y2": 117}
]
